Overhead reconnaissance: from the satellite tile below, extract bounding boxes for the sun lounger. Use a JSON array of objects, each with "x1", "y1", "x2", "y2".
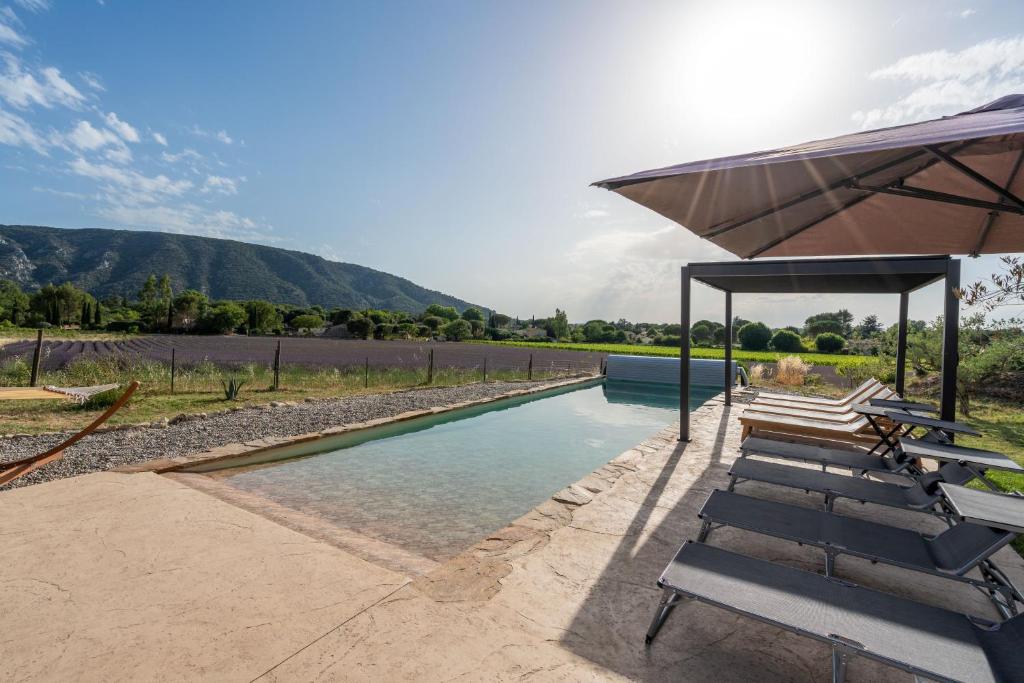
[
  {"x1": 740, "y1": 436, "x2": 915, "y2": 476},
  {"x1": 751, "y1": 383, "x2": 894, "y2": 415},
  {"x1": 0, "y1": 381, "x2": 140, "y2": 486},
  {"x1": 697, "y1": 490, "x2": 1023, "y2": 617},
  {"x1": 738, "y1": 409, "x2": 879, "y2": 444},
  {"x1": 752, "y1": 378, "x2": 880, "y2": 407},
  {"x1": 646, "y1": 541, "x2": 1024, "y2": 682},
  {"x1": 727, "y1": 457, "x2": 974, "y2": 513}
]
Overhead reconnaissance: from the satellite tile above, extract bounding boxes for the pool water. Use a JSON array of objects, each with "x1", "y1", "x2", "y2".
[{"x1": 214, "y1": 381, "x2": 717, "y2": 561}]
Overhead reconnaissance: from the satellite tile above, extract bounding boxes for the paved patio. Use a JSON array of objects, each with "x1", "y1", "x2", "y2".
[{"x1": 2, "y1": 397, "x2": 1021, "y2": 681}]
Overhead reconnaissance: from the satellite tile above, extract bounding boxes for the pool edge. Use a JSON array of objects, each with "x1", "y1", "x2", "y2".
[{"x1": 124, "y1": 375, "x2": 601, "y2": 475}]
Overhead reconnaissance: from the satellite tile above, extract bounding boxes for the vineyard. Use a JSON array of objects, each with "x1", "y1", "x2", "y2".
[{"x1": 470, "y1": 340, "x2": 874, "y2": 370}]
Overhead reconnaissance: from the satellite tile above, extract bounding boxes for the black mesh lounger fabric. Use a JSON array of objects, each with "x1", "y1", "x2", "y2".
[
  {"x1": 700, "y1": 491, "x2": 937, "y2": 569},
  {"x1": 729, "y1": 458, "x2": 928, "y2": 509},
  {"x1": 741, "y1": 436, "x2": 905, "y2": 473},
  {"x1": 659, "y1": 542, "x2": 1016, "y2": 683},
  {"x1": 902, "y1": 438, "x2": 1024, "y2": 473}
]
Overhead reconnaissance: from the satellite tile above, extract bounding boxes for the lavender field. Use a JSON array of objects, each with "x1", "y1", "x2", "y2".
[{"x1": 0, "y1": 335, "x2": 606, "y2": 376}]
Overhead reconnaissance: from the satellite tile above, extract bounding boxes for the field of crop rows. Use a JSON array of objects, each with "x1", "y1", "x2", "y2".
[{"x1": 0, "y1": 335, "x2": 607, "y2": 375}]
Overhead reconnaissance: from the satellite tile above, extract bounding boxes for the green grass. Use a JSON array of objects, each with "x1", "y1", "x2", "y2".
[{"x1": 470, "y1": 340, "x2": 873, "y2": 369}]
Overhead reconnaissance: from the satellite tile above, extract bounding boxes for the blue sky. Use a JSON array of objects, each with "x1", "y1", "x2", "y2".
[{"x1": 1, "y1": 0, "x2": 1024, "y2": 326}]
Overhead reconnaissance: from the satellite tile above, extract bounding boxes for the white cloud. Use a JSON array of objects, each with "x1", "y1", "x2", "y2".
[
  {"x1": 960, "y1": 9, "x2": 976, "y2": 19},
  {"x1": 78, "y1": 71, "x2": 104, "y2": 92},
  {"x1": 14, "y1": 0, "x2": 50, "y2": 13},
  {"x1": 161, "y1": 147, "x2": 202, "y2": 163},
  {"x1": 201, "y1": 174, "x2": 240, "y2": 195},
  {"x1": 66, "y1": 119, "x2": 120, "y2": 150},
  {"x1": 68, "y1": 157, "x2": 193, "y2": 200},
  {"x1": 0, "y1": 55, "x2": 84, "y2": 109},
  {"x1": 215, "y1": 129, "x2": 232, "y2": 144},
  {"x1": 103, "y1": 111, "x2": 139, "y2": 142},
  {"x1": 98, "y1": 202, "x2": 275, "y2": 242},
  {"x1": 852, "y1": 36, "x2": 1024, "y2": 127},
  {"x1": 0, "y1": 22, "x2": 27, "y2": 49},
  {"x1": 0, "y1": 107, "x2": 46, "y2": 153},
  {"x1": 152, "y1": 131, "x2": 167, "y2": 146}
]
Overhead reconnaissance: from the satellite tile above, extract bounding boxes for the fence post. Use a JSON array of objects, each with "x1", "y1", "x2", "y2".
[
  {"x1": 426, "y1": 348, "x2": 434, "y2": 384},
  {"x1": 364, "y1": 356, "x2": 369, "y2": 388},
  {"x1": 29, "y1": 329, "x2": 42, "y2": 387},
  {"x1": 273, "y1": 340, "x2": 281, "y2": 390},
  {"x1": 528, "y1": 353, "x2": 533, "y2": 381},
  {"x1": 171, "y1": 347, "x2": 176, "y2": 394}
]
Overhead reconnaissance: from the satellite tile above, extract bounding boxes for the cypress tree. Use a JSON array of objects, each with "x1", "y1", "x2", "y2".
[
  {"x1": 167, "y1": 300, "x2": 174, "y2": 330},
  {"x1": 10, "y1": 300, "x2": 18, "y2": 326},
  {"x1": 94, "y1": 303, "x2": 101, "y2": 327},
  {"x1": 81, "y1": 300, "x2": 90, "y2": 328}
]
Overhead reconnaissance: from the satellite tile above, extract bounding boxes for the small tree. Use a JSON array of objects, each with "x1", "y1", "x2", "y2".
[
  {"x1": 81, "y1": 300, "x2": 91, "y2": 328},
  {"x1": 690, "y1": 323, "x2": 712, "y2": 344},
  {"x1": 806, "y1": 319, "x2": 844, "y2": 337},
  {"x1": 770, "y1": 329, "x2": 803, "y2": 352},
  {"x1": 345, "y1": 317, "x2": 374, "y2": 339},
  {"x1": 737, "y1": 322, "x2": 771, "y2": 350},
  {"x1": 442, "y1": 318, "x2": 472, "y2": 341},
  {"x1": 424, "y1": 304, "x2": 459, "y2": 321},
  {"x1": 291, "y1": 314, "x2": 324, "y2": 333},
  {"x1": 856, "y1": 314, "x2": 883, "y2": 339},
  {"x1": 815, "y1": 332, "x2": 845, "y2": 353},
  {"x1": 197, "y1": 302, "x2": 246, "y2": 334},
  {"x1": 546, "y1": 309, "x2": 569, "y2": 339},
  {"x1": 461, "y1": 307, "x2": 484, "y2": 322}
]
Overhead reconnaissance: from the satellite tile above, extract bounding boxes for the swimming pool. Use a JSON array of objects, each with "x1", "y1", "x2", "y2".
[{"x1": 208, "y1": 380, "x2": 718, "y2": 561}]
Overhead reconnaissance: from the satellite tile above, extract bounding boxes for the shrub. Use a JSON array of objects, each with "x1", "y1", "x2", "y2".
[
  {"x1": 775, "y1": 356, "x2": 810, "y2": 386},
  {"x1": 806, "y1": 319, "x2": 844, "y2": 337},
  {"x1": 197, "y1": 302, "x2": 246, "y2": 334},
  {"x1": 345, "y1": 317, "x2": 373, "y2": 339},
  {"x1": 290, "y1": 314, "x2": 324, "y2": 332},
  {"x1": 738, "y1": 322, "x2": 771, "y2": 351},
  {"x1": 442, "y1": 318, "x2": 472, "y2": 341},
  {"x1": 815, "y1": 332, "x2": 845, "y2": 353},
  {"x1": 770, "y1": 329, "x2": 803, "y2": 352},
  {"x1": 748, "y1": 363, "x2": 768, "y2": 383},
  {"x1": 461, "y1": 307, "x2": 484, "y2": 322},
  {"x1": 690, "y1": 324, "x2": 712, "y2": 344},
  {"x1": 105, "y1": 320, "x2": 140, "y2": 333},
  {"x1": 422, "y1": 315, "x2": 444, "y2": 331},
  {"x1": 653, "y1": 335, "x2": 681, "y2": 347}
]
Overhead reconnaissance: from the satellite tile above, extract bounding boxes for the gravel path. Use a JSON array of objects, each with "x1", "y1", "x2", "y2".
[{"x1": 0, "y1": 380, "x2": 561, "y2": 490}]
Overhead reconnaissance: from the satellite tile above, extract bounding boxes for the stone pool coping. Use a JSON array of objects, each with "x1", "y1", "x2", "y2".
[{"x1": 116, "y1": 374, "x2": 600, "y2": 475}]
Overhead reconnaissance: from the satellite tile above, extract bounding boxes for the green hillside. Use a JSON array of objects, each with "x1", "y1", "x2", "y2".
[{"x1": 0, "y1": 225, "x2": 483, "y2": 313}]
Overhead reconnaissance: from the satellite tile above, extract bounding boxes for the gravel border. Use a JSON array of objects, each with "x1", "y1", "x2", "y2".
[{"x1": 0, "y1": 380, "x2": 574, "y2": 490}]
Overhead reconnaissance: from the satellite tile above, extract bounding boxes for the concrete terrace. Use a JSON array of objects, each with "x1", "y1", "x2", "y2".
[{"x1": 3, "y1": 396, "x2": 1022, "y2": 682}]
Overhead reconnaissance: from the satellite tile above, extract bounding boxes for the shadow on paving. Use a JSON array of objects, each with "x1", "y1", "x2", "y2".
[{"x1": 556, "y1": 404, "x2": 837, "y2": 682}]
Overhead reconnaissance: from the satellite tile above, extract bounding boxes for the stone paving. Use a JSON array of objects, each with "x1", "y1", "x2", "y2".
[{"x1": 2, "y1": 394, "x2": 1022, "y2": 681}]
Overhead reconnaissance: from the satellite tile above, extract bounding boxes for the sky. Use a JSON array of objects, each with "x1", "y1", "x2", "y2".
[{"x1": 1, "y1": 0, "x2": 1024, "y2": 326}]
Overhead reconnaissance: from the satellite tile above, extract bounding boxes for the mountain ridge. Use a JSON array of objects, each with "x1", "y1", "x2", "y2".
[{"x1": 0, "y1": 225, "x2": 485, "y2": 313}]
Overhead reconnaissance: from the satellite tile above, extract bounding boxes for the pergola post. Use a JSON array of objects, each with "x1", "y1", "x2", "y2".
[
  {"x1": 895, "y1": 291, "x2": 909, "y2": 397},
  {"x1": 940, "y1": 259, "x2": 961, "y2": 422},
  {"x1": 724, "y1": 291, "x2": 732, "y2": 406},
  {"x1": 680, "y1": 266, "x2": 691, "y2": 441}
]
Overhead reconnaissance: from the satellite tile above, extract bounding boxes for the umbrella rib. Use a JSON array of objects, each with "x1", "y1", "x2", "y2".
[
  {"x1": 924, "y1": 145, "x2": 1024, "y2": 211},
  {"x1": 845, "y1": 182, "x2": 1024, "y2": 215},
  {"x1": 741, "y1": 193, "x2": 875, "y2": 259},
  {"x1": 971, "y1": 149, "x2": 1024, "y2": 256},
  {"x1": 702, "y1": 147, "x2": 931, "y2": 239}
]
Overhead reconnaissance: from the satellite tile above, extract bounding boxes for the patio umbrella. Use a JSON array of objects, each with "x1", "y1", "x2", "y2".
[{"x1": 593, "y1": 95, "x2": 1024, "y2": 259}]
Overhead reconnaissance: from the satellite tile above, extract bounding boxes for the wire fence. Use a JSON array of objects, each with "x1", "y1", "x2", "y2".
[{"x1": 0, "y1": 334, "x2": 604, "y2": 394}]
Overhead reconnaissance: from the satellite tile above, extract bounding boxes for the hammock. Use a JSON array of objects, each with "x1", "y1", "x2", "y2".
[
  {"x1": 0, "y1": 384, "x2": 121, "y2": 404},
  {"x1": 0, "y1": 381, "x2": 140, "y2": 486}
]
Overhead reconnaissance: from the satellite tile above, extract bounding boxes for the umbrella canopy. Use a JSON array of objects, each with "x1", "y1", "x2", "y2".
[{"x1": 593, "y1": 95, "x2": 1024, "y2": 259}]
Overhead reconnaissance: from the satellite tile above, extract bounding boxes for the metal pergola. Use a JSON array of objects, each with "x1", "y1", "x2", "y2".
[{"x1": 679, "y1": 255, "x2": 961, "y2": 441}]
